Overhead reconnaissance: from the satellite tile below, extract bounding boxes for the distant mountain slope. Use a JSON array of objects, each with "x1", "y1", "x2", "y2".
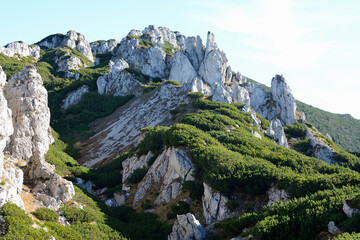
[{"x1": 297, "y1": 101, "x2": 360, "y2": 152}]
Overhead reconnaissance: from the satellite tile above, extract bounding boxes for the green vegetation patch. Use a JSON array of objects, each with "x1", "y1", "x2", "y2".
[
  {"x1": 164, "y1": 80, "x2": 182, "y2": 87},
  {"x1": 33, "y1": 207, "x2": 59, "y2": 222}
]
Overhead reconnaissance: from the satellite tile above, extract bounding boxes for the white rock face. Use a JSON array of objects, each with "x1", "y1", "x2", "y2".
[
  {"x1": 271, "y1": 75, "x2": 297, "y2": 125},
  {"x1": 80, "y1": 83, "x2": 188, "y2": 167},
  {"x1": 116, "y1": 34, "x2": 168, "y2": 78},
  {"x1": 231, "y1": 83, "x2": 250, "y2": 105},
  {"x1": 267, "y1": 119, "x2": 289, "y2": 148},
  {"x1": 0, "y1": 67, "x2": 23, "y2": 209},
  {"x1": 168, "y1": 213, "x2": 206, "y2": 240},
  {"x1": 202, "y1": 183, "x2": 230, "y2": 224},
  {"x1": 0, "y1": 160, "x2": 24, "y2": 209},
  {"x1": 169, "y1": 51, "x2": 198, "y2": 86},
  {"x1": 184, "y1": 36, "x2": 205, "y2": 71},
  {"x1": 97, "y1": 59, "x2": 142, "y2": 96},
  {"x1": 4, "y1": 66, "x2": 75, "y2": 210},
  {"x1": 267, "y1": 186, "x2": 289, "y2": 206},
  {"x1": 199, "y1": 32, "x2": 228, "y2": 87},
  {"x1": 4, "y1": 66, "x2": 53, "y2": 162},
  {"x1": 133, "y1": 147, "x2": 194, "y2": 206},
  {"x1": 142, "y1": 25, "x2": 179, "y2": 48},
  {"x1": 122, "y1": 152, "x2": 153, "y2": 182},
  {"x1": 306, "y1": 130, "x2": 336, "y2": 164},
  {"x1": 61, "y1": 85, "x2": 89, "y2": 109},
  {"x1": 37, "y1": 30, "x2": 94, "y2": 61},
  {"x1": 56, "y1": 55, "x2": 85, "y2": 72},
  {"x1": 328, "y1": 221, "x2": 340, "y2": 235},
  {"x1": 0, "y1": 67, "x2": 13, "y2": 171},
  {"x1": 90, "y1": 40, "x2": 119, "y2": 54},
  {"x1": 245, "y1": 75, "x2": 297, "y2": 125},
  {"x1": 0, "y1": 42, "x2": 40, "y2": 60},
  {"x1": 343, "y1": 199, "x2": 360, "y2": 218}
]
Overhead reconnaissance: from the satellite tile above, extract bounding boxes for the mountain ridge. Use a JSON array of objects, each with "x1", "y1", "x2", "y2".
[{"x1": 0, "y1": 26, "x2": 359, "y2": 239}]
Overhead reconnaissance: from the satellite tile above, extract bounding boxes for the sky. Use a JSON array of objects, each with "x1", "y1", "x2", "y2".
[{"x1": 1, "y1": 0, "x2": 359, "y2": 119}]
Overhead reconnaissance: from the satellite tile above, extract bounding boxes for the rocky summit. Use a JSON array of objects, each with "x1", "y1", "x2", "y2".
[{"x1": 0, "y1": 25, "x2": 359, "y2": 240}]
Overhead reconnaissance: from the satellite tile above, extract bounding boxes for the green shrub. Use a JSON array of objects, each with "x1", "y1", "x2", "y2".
[
  {"x1": 164, "y1": 80, "x2": 182, "y2": 86},
  {"x1": 33, "y1": 207, "x2": 59, "y2": 222},
  {"x1": 293, "y1": 139, "x2": 311, "y2": 153},
  {"x1": 182, "y1": 181, "x2": 204, "y2": 200},
  {"x1": 283, "y1": 123, "x2": 307, "y2": 138},
  {"x1": 163, "y1": 41, "x2": 180, "y2": 56},
  {"x1": 226, "y1": 200, "x2": 239, "y2": 211},
  {"x1": 188, "y1": 92, "x2": 205, "y2": 99},
  {"x1": 126, "y1": 167, "x2": 148, "y2": 184}
]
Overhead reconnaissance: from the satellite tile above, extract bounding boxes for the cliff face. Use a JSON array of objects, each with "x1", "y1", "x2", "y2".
[{"x1": 1, "y1": 66, "x2": 74, "y2": 210}]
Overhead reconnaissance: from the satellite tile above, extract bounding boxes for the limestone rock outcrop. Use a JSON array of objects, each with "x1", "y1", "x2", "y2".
[
  {"x1": 202, "y1": 183, "x2": 230, "y2": 224},
  {"x1": 37, "y1": 30, "x2": 94, "y2": 62},
  {"x1": 61, "y1": 85, "x2": 89, "y2": 109},
  {"x1": 168, "y1": 213, "x2": 206, "y2": 240},
  {"x1": 199, "y1": 32, "x2": 229, "y2": 88},
  {"x1": 142, "y1": 25, "x2": 179, "y2": 48},
  {"x1": 56, "y1": 55, "x2": 86, "y2": 72},
  {"x1": 4, "y1": 66, "x2": 75, "y2": 210},
  {"x1": 306, "y1": 130, "x2": 336, "y2": 164},
  {"x1": 122, "y1": 152, "x2": 153, "y2": 182},
  {"x1": 0, "y1": 42, "x2": 40, "y2": 60},
  {"x1": 245, "y1": 75, "x2": 297, "y2": 125},
  {"x1": 116, "y1": 34, "x2": 168, "y2": 78},
  {"x1": 0, "y1": 160, "x2": 24, "y2": 209},
  {"x1": 90, "y1": 40, "x2": 119, "y2": 54},
  {"x1": 328, "y1": 221, "x2": 340, "y2": 235},
  {"x1": 133, "y1": 147, "x2": 194, "y2": 206},
  {"x1": 267, "y1": 186, "x2": 289, "y2": 206},
  {"x1": 271, "y1": 75, "x2": 297, "y2": 125},
  {"x1": 343, "y1": 199, "x2": 360, "y2": 218},
  {"x1": 4, "y1": 66, "x2": 53, "y2": 162},
  {"x1": 97, "y1": 59, "x2": 142, "y2": 96},
  {"x1": 267, "y1": 119, "x2": 289, "y2": 148}
]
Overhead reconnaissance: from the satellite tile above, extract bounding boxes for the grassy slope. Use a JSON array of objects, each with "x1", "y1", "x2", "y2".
[{"x1": 297, "y1": 100, "x2": 360, "y2": 152}]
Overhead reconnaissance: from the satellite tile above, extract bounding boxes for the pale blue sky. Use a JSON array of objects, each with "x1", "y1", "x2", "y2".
[{"x1": 1, "y1": 0, "x2": 360, "y2": 119}]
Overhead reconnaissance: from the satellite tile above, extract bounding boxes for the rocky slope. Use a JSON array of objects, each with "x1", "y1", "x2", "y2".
[{"x1": 0, "y1": 25, "x2": 359, "y2": 240}]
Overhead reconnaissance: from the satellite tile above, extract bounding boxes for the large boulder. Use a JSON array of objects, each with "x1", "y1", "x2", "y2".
[
  {"x1": 267, "y1": 186, "x2": 289, "y2": 206},
  {"x1": 0, "y1": 42, "x2": 40, "y2": 60},
  {"x1": 168, "y1": 213, "x2": 206, "y2": 240},
  {"x1": 37, "y1": 30, "x2": 94, "y2": 62},
  {"x1": 202, "y1": 183, "x2": 230, "y2": 224},
  {"x1": 267, "y1": 119, "x2": 289, "y2": 148},
  {"x1": 133, "y1": 147, "x2": 194, "y2": 206}
]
